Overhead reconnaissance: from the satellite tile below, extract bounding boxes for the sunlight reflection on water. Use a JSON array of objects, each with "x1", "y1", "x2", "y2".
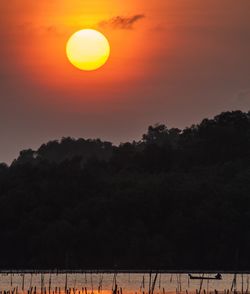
[{"x1": 0, "y1": 273, "x2": 248, "y2": 294}]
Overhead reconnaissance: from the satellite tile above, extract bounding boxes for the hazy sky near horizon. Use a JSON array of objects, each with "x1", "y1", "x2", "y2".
[{"x1": 1, "y1": 0, "x2": 250, "y2": 164}]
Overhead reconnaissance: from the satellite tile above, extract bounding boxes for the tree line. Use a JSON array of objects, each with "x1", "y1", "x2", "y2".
[{"x1": 0, "y1": 110, "x2": 250, "y2": 270}]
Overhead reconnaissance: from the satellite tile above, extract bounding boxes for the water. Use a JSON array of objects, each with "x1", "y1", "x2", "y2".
[{"x1": 0, "y1": 273, "x2": 249, "y2": 294}]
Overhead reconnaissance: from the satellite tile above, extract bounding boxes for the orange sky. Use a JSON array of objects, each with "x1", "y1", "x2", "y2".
[{"x1": 1, "y1": 0, "x2": 250, "y2": 163}]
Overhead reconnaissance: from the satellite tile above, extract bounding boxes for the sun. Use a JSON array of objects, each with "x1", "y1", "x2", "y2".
[{"x1": 66, "y1": 29, "x2": 110, "y2": 71}]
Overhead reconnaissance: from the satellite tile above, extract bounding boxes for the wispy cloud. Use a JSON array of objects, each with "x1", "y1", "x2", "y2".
[{"x1": 99, "y1": 14, "x2": 145, "y2": 30}]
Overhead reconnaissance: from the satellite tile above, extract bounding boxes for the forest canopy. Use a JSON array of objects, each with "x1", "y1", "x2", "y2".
[{"x1": 0, "y1": 110, "x2": 250, "y2": 270}]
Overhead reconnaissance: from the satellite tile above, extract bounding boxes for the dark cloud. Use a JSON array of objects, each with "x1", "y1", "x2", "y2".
[{"x1": 99, "y1": 14, "x2": 145, "y2": 30}]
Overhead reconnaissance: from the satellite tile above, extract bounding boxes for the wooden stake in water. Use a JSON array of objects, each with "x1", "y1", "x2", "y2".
[
  {"x1": 90, "y1": 273, "x2": 94, "y2": 294},
  {"x1": 149, "y1": 273, "x2": 152, "y2": 294},
  {"x1": 179, "y1": 274, "x2": 182, "y2": 292},
  {"x1": 49, "y1": 273, "x2": 52, "y2": 294},
  {"x1": 22, "y1": 274, "x2": 25, "y2": 292},
  {"x1": 98, "y1": 273, "x2": 103, "y2": 294},
  {"x1": 151, "y1": 273, "x2": 158, "y2": 294},
  {"x1": 246, "y1": 275, "x2": 249, "y2": 294},
  {"x1": 242, "y1": 274, "x2": 244, "y2": 294},
  {"x1": 112, "y1": 284, "x2": 117, "y2": 294},
  {"x1": 140, "y1": 275, "x2": 145, "y2": 292},
  {"x1": 30, "y1": 274, "x2": 33, "y2": 290},
  {"x1": 176, "y1": 275, "x2": 179, "y2": 294},
  {"x1": 112, "y1": 273, "x2": 117, "y2": 293},
  {"x1": 41, "y1": 273, "x2": 44, "y2": 294},
  {"x1": 74, "y1": 275, "x2": 77, "y2": 294},
  {"x1": 65, "y1": 274, "x2": 68, "y2": 293},
  {"x1": 198, "y1": 274, "x2": 204, "y2": 294},
  {"x1": 231, "y1": 274, "x2": 237, "y2": 292}
]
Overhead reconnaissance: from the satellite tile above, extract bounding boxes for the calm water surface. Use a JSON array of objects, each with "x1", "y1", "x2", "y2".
[{"x1": 0, "y1": 273, "x2": 248, "y2": 294}]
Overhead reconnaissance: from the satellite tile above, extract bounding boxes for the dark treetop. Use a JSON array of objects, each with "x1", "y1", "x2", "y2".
[{"x1": 0, "y1": 110, "x2": 250, "y2": 270}]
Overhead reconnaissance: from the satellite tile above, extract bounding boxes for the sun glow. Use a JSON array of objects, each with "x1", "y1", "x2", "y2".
[{"x1": 66, "y1": 29, "x2": 110, "y2": 71}]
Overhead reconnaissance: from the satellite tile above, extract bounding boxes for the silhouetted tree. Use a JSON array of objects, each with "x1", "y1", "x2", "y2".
[{"x1": 0, "y1": 111, "x2": 250, "y2": 269}]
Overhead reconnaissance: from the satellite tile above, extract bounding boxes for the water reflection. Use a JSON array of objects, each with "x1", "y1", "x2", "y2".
[{"x1": 0, "y1": 273, "x2": 249, "y2": 294}]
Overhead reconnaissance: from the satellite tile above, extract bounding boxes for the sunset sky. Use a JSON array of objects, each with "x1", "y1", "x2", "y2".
[{"x1": 1, "y1": 0, "x2": 250, "y2": 163}]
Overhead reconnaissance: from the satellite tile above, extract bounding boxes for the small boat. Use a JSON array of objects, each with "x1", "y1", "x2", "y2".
[{"x1": 188, "y1": 274, "x2": 222, "y2": 280}]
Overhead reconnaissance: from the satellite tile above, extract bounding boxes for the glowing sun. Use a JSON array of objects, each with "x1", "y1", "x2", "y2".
[{"x1": 66, "y1": 29, "x2": 110, "y2": 71}]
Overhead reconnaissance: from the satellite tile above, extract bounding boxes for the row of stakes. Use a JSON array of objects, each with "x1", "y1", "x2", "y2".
[{"x1": 0, "y1": 274, "x2": 249, "y2": 294}]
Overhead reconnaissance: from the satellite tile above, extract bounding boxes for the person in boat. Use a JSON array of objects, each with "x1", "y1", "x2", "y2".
[
  {"x1": 215, "y1": 273, "x2": 222, "y2": 280},
  {"x1": 188, "y1": 273, "x2": 222, "y2": 280}
]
